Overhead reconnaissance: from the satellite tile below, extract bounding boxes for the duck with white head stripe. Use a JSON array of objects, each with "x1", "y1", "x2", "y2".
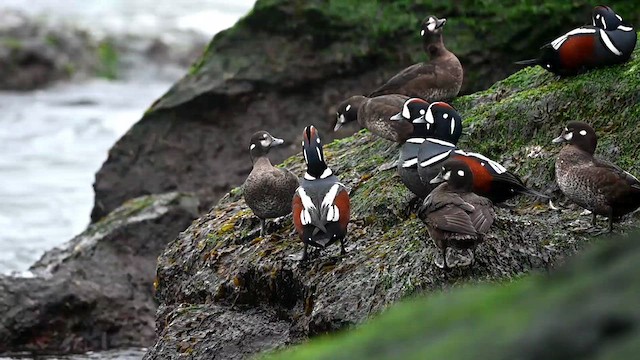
[
  {"x1": 516, "y1": 5, "x2": 636, "y2": 76},
  {"x1": 292, "y1": 126, "x2": 351, "y2": 261}
]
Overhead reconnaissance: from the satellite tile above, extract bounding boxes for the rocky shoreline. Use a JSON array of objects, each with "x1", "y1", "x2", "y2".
[{"x1": 1, "y1": 0, "x2": 640, "y2": 358}]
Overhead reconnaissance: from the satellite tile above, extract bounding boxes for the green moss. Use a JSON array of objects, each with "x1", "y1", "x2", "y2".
[{"x1": 97, "y1": 39, "x2": 119, "y2": 80}]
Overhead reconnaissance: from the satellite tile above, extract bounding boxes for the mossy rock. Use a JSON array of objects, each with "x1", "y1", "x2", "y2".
[
  {"x1": 264, "y1": 231, "x2": 640, "y2": 360},
  {"x1": 144, "y1": 44, "x2": 640, "y2": 360}
]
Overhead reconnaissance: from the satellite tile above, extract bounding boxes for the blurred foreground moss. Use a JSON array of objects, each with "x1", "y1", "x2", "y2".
[{"x1": 264, "y1": 231, "x2": 640, "y2": 360}]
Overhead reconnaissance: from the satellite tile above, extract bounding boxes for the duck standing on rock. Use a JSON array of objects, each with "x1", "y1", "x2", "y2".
[
  {"x1": 553, "y1": 122, "x2": 640, "y2": 232},
  {"x1": 369, "y1": 15, "x2": 463, "y2": 102},
  {"x1": 292, "y1": 126, "x2": 350, "y2": 261},
  {"x1": 392, "y1": 98, "x2": 546, "y2": 203},
  {"x1": 516, "y1": 6, "x2": 636, "y2": 76},
  {"x1": 244, "y1": 131, "x2": 299, "y2": 237},
  {"x1": 334, "y1": 94, "x2": 413, "y2": 143},
  {"x1": 418, "y1": 160, "x2": 495, "y2": 269}
]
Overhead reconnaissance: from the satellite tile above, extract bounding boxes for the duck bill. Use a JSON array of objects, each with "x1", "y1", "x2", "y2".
[
  {"x1": 389, "y1": 112, "x2": 404, "y2": 121},
  {"x1": 429, "y1": 172, "x2": 446, "y2": 184},
  {"x1": 436, "y1": 18, "x2": 447, "y2": 28},
  {"x1": 551, "y1": 135, "x2": 566, "y2": 144},
  {"x1": 334, "y1": 115, "x2": 345, "y2": 131},
  {"x1": 552, "y1": 131, "x2": 572, "y2": 144},
  {"x1": 271, "y1": 137, "x2": 285, "y2": 146}
]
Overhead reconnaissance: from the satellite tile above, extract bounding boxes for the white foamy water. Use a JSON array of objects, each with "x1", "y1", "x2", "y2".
[{"x1": 0, "y1": 0, "x2": 256, "y2": 275}]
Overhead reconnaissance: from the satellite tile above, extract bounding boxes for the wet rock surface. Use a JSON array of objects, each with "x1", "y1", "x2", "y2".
[
  {"x1": 0, "y1": 10, "x2": 207, "y2": 90},
  {"x1": 90, "y1": 0, "x2": 640, "y2": 221},
  {"x1": 0, "y1": 192, "x2": 199, "y2": 355}
]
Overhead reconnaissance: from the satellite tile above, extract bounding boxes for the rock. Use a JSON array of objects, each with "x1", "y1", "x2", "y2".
[
  {"x1": 143, "y1": 39, "x2": 640, "y2": 359},
  {"x1": 90, "y1": 0, "x2": 640, "y2": 222},
  {"x1": 0, "y1": 192, "x2": 199, "y2": 355},
  {"x1": 0, "y1": 10, "x2": 208, "y2": 90},
  {"x1": 266, "y1": 230, "x2": 640, "y2": 359}
]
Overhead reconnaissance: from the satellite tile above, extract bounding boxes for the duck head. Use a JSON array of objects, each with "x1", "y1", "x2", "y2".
[
  {"x1": 249, "y1": 130, "x2": 284, "y2": 162},
  {"x1": 426, "y1": 102, "x2": 463, "y2": 144},
  {"x1": 303, "y1": 125, "x2": 333, "y2": 180},
  {"x1": 390, "y1": 98, "x2": 433, "y2": 138},
  {"x1": 334, "y1": 95, "x2": 364, "y2": 131},
  {"x1": 552, "y1": 121, "x2": 597, "y2": 155},
  {"x1": 592, "y1": 5, "x2": 623, "y2": 30},
  {"x1": 430, "y1": 159, "x2": 474, "y2": 192}
]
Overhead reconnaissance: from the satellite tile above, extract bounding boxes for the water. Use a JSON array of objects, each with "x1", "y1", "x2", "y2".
[{"x1": 0, "y1": 0, "x2": 256, "y2": 274}]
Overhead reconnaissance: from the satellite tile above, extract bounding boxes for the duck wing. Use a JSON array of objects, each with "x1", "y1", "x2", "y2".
[
  {"x1": 462, "y1": 193, "x2": 495, "y2": 234},
  {"x1": 369, "y1": 63, "x2": 436, "y2": 97}
]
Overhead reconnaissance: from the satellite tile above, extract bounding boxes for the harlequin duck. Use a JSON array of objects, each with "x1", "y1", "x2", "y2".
[
  {"x1": 244, "y1": 131, "x2": 299, "y2": 236},
  {"x1": 418, "y1": 159, "x2": 495, "y2": 269},
  {"x1": 334, "y1": 94, "x2": 413, "y2": 143},
  {"x1": 516, "y1": 6, "x2": 636, "y2": 76},
  {"x1": 292, "y1": 126, "x2": 351, "y2": 261},
  {"x1": 369, "y1": 15, "x2": 463, "y2": 102},
  {"x1": 392, "y1": 98, "x2": 546, "y2": 203},
  {"x1": 553, "y1": 121, "x2": 640, "y2": 232}
]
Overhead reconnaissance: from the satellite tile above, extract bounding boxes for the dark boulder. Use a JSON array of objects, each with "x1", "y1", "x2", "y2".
[{"x1": 0, "y1": 192, "x2": 198, "y2": 355}]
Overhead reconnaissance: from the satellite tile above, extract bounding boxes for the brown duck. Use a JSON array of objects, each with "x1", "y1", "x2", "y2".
[
  {"x1": 369, "y1": 15, "x2": 463, "y2": 102},
  {"x1": 334, "y1": 94, "x2": 413, "y2": 143},
  {"x1": 553, "y1": 121, "x2": 640, "y2": 232},
  {"x1": 244, "y1": 131, "x2": 299, "y2": 236},
  {"x1": 418, "y1": 159, "x2": 495, "y2": 269}
]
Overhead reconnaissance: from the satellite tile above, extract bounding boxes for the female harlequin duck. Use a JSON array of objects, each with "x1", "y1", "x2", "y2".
[
  {"x1": 418, "y1": 160, "x2": 495, "y2": 269},
  {"x1": 244, "y1": 131, "x2": 299, "y2": 236},
  {"x1": 292, "y1": 126, "x2": 350, "y2": 261},
  {"x1": 516, "y1": 6, "x2": 636, "y2": 76},
  {"x1": 553, "y1": 121, "x2": 640, "y2": 232},
  {"x1": 392, "y1": 98, "x2": 546, "y2": 203},
  {"x1": 369, "y1": 15, "x2": 463, "y2": 102},
  {"x1": 334, "y1": 94, "x2": 413, "y2": 143}
]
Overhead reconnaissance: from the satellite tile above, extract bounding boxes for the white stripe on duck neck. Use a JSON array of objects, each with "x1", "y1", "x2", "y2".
[{"x1": 304, "y1": 168, "x2": 333, "y2": 180}]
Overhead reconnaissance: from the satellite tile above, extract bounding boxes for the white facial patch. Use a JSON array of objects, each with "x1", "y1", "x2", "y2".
[
  {"x1": 425, "y1": 108, "x2": 435, "y2": 124},
  {"x1": 457, "y1": 170, "x2": 465, "y2": 177},
  {"x1": 338, "y1": 114, "x2": 346, "y2": 124},
  {"x1": 443, "y1": 113, "x2": 449, "y2": 119},
  {"x1": 260, "y1": 139, "x2": 270, "y2": 147},
  {"x1": 564, "y1": 132, "x2": 574, "y2": 141},
  {"x1": 600, "y1": 29, "x2": 622, "y2": 56},
  {"x1": 427, "y1": 18, "x2": 436, "y2": 32},
  {"x1": 345, "y1": 104, "x2": 351, "y2": 112},
  {"x1": 250, "y1": 144, "x2": 256, "y2": 150},
  {"x1": 316, "y1": 147, "x2": 322, "y2": 161},
  {"x1": 443, "y1": 171, "x2": 451, "y2": 181},
  {"x1": 402, "y1": 104, "x2": 411, "y2": 120},
  {"x1": 303, "y1": 148, "x2": 309, "y2": 164},
  {"x1": 316, "y1": 137, "x2": 321, "y2": 144},
  {"x1": 450, "y1": 119, "x2": 456, "y2": 135},
  {"x1": 579, "y1": 130, "x2": 587, "y2": 136},
  {"x1": 601, "y1": 17, "x2": 607, "y2": 29}
]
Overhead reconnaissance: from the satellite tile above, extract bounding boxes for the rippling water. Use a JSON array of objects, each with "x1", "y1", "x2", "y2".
[{"x1": 0, "y1": 0, "x2": 256, "y2": 275}]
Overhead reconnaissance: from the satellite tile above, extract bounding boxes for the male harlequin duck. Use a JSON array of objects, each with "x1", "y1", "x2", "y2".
[
  {"x1": 418, "y1": 160, "x2": 495, "y2": 269},
  {"x1": 292, "y1": 126, "x2": 350, "y2": 261},
  {"x1": 334, "y1": 94, "x2": 413, "y2": 143},
  {"x1": 516, "y1": 6, "x2": 636, "y2": 76},
  {"x1": 244, "y1": 131, "x2": 299, "y2": 236},
  {"x1": 369, "y1": 15, "x2": 463, "y2": 102},
  {"x1": 392, "y1": 98, "x2": 546, "y2": 203},
  {"x1": 553, "y1": 121, "x2": 640, "y2": 232}
]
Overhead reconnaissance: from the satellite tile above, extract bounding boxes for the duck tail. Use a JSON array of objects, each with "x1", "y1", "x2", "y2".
[{"x1": 514, "y1": 58, "x2": 540, "y2": 66}]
